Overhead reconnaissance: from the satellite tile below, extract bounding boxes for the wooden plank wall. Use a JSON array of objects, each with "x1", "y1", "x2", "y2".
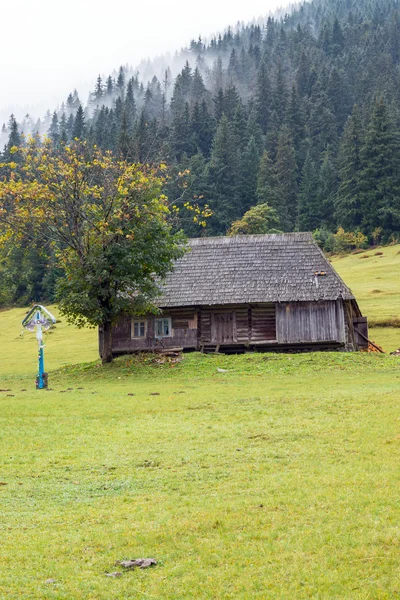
[
  {"x1": 111, "y1": 301, "x2": 347, "y2": 352},
  {"x1": 112, "y1": 308, "x2": 198, "y2": 352},
  {"x1": 200, "y1": 305, "x2": 248, "y2": 343},
  {"x1": 276, "y1": 300, "x2": 345, "y2": 344},
  {"x1": 251, "y1": 305, "x2": 276, "y2": 342}
]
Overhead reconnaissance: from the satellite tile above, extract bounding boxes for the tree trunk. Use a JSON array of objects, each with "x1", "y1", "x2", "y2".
[{"x1": 100, "y1": 320, "x2": 113, "y2": 364}]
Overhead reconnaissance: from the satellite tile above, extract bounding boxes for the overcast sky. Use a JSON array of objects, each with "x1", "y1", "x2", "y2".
[{"x1": 1, "y1": 0, "x2": 288, "y2": 123}]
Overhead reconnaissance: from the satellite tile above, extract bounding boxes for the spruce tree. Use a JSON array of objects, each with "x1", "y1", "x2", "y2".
[
  {"x1": 335, "y1": 105, "x2": 364, "y2": 229},
  {"x1": 4, "y1": 115, "x2": 21, "y2": 158},
  {"x1": 48, "y1": 111, "x2": 60, "y2": 146},
  {"x1": 274, "y1": 126, "x2": 299, "y2": 231},
  {"x1": 72, "y1": 105, "x2": 85, "y2": 139},
  {"x1": 359, "y1": 98, "x2": 400, "y2": 235},
  {"x1": 255, "y1": 58, "x2": 271, "y2": 134},
  {"x1": 256, "y1": 151, "x2": 280, "y2": 214},
  {"x1": 298, "y1": 151, "x2": 321, "y2": 231},
  {"x1": 205, "y1": 115, "x2": 241, "y2": 233},
  {"x1": 239, "y1": 135, "x2": 261, "y2": 212}
]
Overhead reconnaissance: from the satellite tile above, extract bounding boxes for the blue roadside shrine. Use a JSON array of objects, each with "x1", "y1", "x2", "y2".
[{"x1": 22, "y1": 305, "x2": 57, "y2": 389}]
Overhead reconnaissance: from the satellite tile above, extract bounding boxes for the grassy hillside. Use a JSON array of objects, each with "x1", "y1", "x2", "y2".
[
  {"x1": 0, "y1": 305, "x2": 98, "y2": 378},
  {"x1": 0, "y1": 250, "x2": 399, "y2": 598},
  {"x1": 1, "y1": 352, "x2": 400, "y2": 599},
  {"x1": 332, "y1": 243, "x2": 400, "y2": 352}
]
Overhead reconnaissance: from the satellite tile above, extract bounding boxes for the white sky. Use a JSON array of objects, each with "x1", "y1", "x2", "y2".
[{"x1": 1, "y1": 0, "x2": 287, "y2": 122}]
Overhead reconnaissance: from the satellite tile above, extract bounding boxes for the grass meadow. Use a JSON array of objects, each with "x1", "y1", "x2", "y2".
[{"x1": 0, "y1": 245, "x2": 399, "y2": 599}]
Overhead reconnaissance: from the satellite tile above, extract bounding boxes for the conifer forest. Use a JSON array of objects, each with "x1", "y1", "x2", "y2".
[{"x1": 1, "y1": 0, "x2": 400, "y2": 305}]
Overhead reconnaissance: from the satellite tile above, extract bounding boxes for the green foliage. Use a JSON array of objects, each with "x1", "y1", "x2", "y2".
[
  {"x1": 0, "y1": 141, "x2": 186, "y2": 361},
  {"x1": 315, "y1": 226, "x2": 368, "y2": 254},
  {"x1": 3, "y1": 0, "x2": 400, "y2": 294},
  {"x1": 228, "y1": 203, "x2": 280, "y2": 235},
  {"x1": 358, "y1": 98, "x2": 400, "y2": 236},
  {"x1": 205, "y1": 115, "x2": 241, "y2": 232}
]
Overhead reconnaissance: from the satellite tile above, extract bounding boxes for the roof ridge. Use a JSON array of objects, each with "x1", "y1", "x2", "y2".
[{"x1": 188, "y1": 232, "x2": 313, "y2": 245}]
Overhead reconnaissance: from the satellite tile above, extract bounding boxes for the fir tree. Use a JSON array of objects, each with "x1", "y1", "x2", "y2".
[
  {"x1": 48, "y1": 111, "x2": 60, "y2": 146},
  {"x1": 359, "y1": 98, "x2": 400, "y2": 235},
  {"x1": 256, "y1": 151, "x2": 280, "y2": 212},
  {"x1": 239, "y1": 136, "x2": 261, "y2": 212},
  {"x1": 256, "y1": 59, "x2": 272, "y2": 134},
  {"x1": 4, "y1": 115, "x2": 21, "y2": 159},
  {"x1": 298, "y1": 151, "x2": 321, "y2": 231},
  {"x1": 205, "y1": 115, "x2": 241, "y2": 233},
  {"x1": 72, "y1": 105, "x2": 85, "y2": 139},
  {"x1": 274, "y1": 126, "x2": 299, "y2": 231}
]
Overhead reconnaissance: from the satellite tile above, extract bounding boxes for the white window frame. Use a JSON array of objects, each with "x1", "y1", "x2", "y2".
[
  {"x1": 155, "y1": 317, "x2": 172, "y2": 338},
  {"x1": 131, "y1": 319, "x2": 147, "y2": 339}
]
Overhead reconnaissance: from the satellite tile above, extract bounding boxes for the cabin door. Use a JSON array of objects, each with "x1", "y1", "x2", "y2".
[{"x1": 211, "y1": 312, "x2": 236, "y2": 344}]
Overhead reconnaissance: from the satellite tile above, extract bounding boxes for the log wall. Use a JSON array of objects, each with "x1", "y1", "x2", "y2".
[{"x1": 109, "y1": 300, "x2": 350, "y2": 355}]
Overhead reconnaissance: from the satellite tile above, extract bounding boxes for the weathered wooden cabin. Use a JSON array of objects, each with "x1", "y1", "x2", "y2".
[{"x1": 105, "y1": 233, "x2": 368, "y2": 356}]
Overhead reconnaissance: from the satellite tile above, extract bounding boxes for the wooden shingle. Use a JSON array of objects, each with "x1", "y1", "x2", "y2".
[{"x1": 157, "y1": 233, "x2": 354, "y2": 307}]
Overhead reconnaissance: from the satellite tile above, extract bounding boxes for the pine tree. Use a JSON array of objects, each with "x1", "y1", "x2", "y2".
[
  {"x1": 298, "y1": 151, "x2": 321, "y2": 231},
  {"x1": 358, "y1": 98, "x2": 400, "y2": 235},
  {"x1": 272, "y1": 61, "x2": 288, "y2": 124},
  {"x1": 116, "y1": 66, "x2": 125, "y2": 97},
  {"x1": 205, "y1": 115, "x2": 241, "y2": 233},
  {"x1": 274, "y1": 126, "x2": 299, "y2": 231},
  {"x1": 222, "y1": 86, "x2": 239, "y2": 121},
  {"x1": 125, "y1": 78, "x2": 137, "y2": 134},
  {"x1": 190, "y1": 100, "x2": 215, "y2": 157},
  {"x1": 256, "y1": 151, "x2": 280, "y2": 212},
  {"x1": 256, "y1": 58, "x2": 272, "y2": 134},
  {"x1": 106, "y1": 75, "x2": 114, "y2": 97},
  {"x1": 117, "y1": 111, "x2": 132, "y2": 160},
  {"x1": 213, "y1": 89, "x2": 225, "y2": 122},
  {"x1": 171, "y1": 102, "x2": 195, "y2": 160},
  {"x1": 4, "y1": 115, "x2": 21, "y2": 158},
  {"x1": 48, "y1": 111, "x2": 60, "y2": 146},
  {"x1": 93, "y1": 75, "x2": 103, "y2": 104},
  {"x1": 59, "y1": 111, "x2": 68, "y2": 144},
  {"x1": 72, "y1": 105, "x2": 85, "y2": 139},
  {"x1": 191, "y1": 67, "x2": 207, "y2": 106},
  {"x1": 239, "y1": 136, "x2": 261, "y2": 212},
  {"x1": 331, "y1": 18, "x2": 345, "y2": 56}
]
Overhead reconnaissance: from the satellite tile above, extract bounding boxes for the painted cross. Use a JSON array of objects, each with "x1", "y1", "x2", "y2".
[{"x1": 22, "y1": 305, "x2": 57, "y2": 389}]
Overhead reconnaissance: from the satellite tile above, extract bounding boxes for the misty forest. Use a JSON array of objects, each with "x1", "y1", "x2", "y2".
[{"x1": 1, "y1": 0, "x2": 400, "y2": 305}]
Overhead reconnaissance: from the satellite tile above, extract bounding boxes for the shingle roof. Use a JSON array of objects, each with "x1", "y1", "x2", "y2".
[{"x1": 158, "y1": 233, "x2": 354, "y2": 307}]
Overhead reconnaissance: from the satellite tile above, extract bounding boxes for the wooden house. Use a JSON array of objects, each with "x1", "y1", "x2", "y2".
[{"x1": 104, "y1": 233, "x2": 368, "y2": 356}]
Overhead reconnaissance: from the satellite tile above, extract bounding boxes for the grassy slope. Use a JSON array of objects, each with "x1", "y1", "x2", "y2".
[
  {"x1": 0, "y1": 305, "x2": 98, "y2": 378},
  {"x1": 332, "y1": 244, "x2": 400, "y2": 352},
  {"x1": 1, "y1": 353, "x2": 400, "y2": 599},
  {"x1": 0, "y1": 247, "x2": 399, "y2": 598}
]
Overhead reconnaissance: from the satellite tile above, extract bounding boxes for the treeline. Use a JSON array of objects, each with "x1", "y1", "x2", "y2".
[{"x1": 2, "y1": 0, "x2": 400, "y2": 305}]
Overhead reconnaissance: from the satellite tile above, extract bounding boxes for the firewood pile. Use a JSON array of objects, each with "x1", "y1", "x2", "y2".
[{"x1": 152, "y1": 350, "x2": 183, "y2": 365}]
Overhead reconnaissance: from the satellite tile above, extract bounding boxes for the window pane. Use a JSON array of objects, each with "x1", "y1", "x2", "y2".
[
  {"x1": 134, "y1": 322, "x2": 139, "y2": 337},
  {"x1": 163, "y1": 320, "x2": 169, "y2": 335},
  {"x1": 140, "y1": 322, "x2": 145, "y2": 337}
]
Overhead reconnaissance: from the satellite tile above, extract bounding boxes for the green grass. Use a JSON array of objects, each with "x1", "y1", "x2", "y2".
[
  {"x1": 0, "y1": 246, "x2": 399, "y2": 598},
  {"x1": 0, "y1": 305, "x2": 98, "y2": 378},
  {"x1": 1, "y1": 353, "x2": 400, "y2": 599},
  {"x1": 332, "y1": 244, "x2": 400, "y2": 352}
]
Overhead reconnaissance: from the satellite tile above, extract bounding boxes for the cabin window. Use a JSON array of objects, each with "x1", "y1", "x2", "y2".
[
  {"x1": 132, "y1": 319, "x2": 147, "y2": 338},
  {"x1": 155, "y1": 318, "x2": 172, "y2": 337}
]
